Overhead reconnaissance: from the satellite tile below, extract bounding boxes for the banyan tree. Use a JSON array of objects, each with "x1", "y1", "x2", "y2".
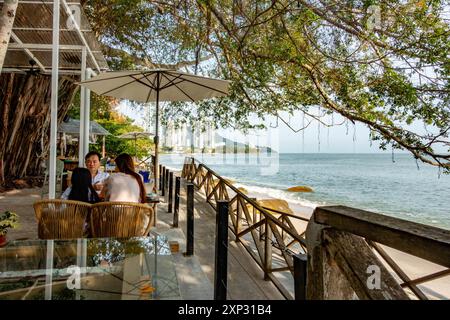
[
  {"x1": 0, "y1": 73, "x2": 78, "y2": 186},
  {"x1": 0, "y1": 0, "x2": 107, "y2": 188}
]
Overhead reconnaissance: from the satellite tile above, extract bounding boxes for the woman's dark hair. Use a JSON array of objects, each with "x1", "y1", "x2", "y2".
[
  {"x1": 68, "y1": 167, "x2": 100, "y2": 203},
  {"x1": 114, "y1": 153, "x2": 146, "y2": 203}
]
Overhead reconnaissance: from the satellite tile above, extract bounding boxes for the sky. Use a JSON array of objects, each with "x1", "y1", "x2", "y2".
[
  {"x1": 118, "y1": 101, "x2": 394, "y2": 154},
  {"x1": 221, "y1": 113, "x2": 396, "y2": 154}
]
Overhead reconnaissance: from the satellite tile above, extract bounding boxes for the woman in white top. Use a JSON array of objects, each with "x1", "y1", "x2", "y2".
[{"x1": 101, "y1": 153, "x2": 146, "y2": 203}]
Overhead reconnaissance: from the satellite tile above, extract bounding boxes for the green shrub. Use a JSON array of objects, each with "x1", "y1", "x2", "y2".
[{"x1": 0, "y1": 211, "x2": 19, "y2": 236}]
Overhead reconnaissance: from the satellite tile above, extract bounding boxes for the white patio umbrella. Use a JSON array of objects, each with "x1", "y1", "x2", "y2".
[
  {"x1": 117, "y1": 131, "x2": 154, "y2": 157},
  {"x1": 77, "y1": 69, "x2": 230, "y2": 191}
]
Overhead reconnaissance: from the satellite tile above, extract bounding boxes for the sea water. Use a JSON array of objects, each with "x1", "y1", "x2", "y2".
[{"x1": 160, "y1": 153, "x2": 450, "y2": 230}]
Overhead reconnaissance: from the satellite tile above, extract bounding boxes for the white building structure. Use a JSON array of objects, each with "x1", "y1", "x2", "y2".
[{"x1": 160, "y1": 121, "x2": 216, "y2": 152}]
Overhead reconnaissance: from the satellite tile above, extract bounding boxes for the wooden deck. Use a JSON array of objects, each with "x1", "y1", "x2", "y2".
[{"x1": 155, "y1": 181, "x2": 285, "y2": 300}]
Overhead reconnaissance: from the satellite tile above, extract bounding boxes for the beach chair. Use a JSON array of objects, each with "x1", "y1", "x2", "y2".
[
  {"x1": 90, "y1": 202, "x2": 154, "y2": 238},
  {"x1": 33, "y1": 199, "x2": 91, "y2": 239}
]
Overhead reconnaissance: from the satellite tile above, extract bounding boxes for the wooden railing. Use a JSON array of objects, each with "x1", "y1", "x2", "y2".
[
  {"x1": 306, "y1": 206, "x2": 450, "y2": 300},
  {"x1": 182, "y1": 157, "x2": 307, "y2": 299},
  {"x1": 182, "y1": 157, "x2": 450, "y2": 300}
]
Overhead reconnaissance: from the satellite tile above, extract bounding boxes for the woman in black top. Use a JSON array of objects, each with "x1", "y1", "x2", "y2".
[{"x1": 68, "y1": 167, "x2": 101, "y2": 204}]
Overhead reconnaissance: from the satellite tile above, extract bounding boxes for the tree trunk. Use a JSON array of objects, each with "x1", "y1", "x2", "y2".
[
  {"x1": 0, "y1": 73, "x2": 79, "y2": 186},
  {"x1": 0, "y1": 0, "x2": 18, "y2": 71}
]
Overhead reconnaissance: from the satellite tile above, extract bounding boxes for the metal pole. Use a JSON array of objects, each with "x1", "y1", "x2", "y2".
[
  {"x1": 165, "y1": 168, "x2": 169, "y2": 197},
  {"x1": 173, "y1": 176, "x2": 180, "y2": 228},
  {"x1": 83, "y1": 68, "x2": 91, "y2": 157},
  {"x1": 161, "y1": 166, "x2": 166, "y2": 197},
  {"x1": 168, "y1": 171, "x2": 174, "y2": 213},
  {"x1": 49, "y1": 0, "x2": 60, "y2": 199},
  {"x1": 78, "y1": 47, "x2": 86, "y2": 167},
  {"x1": 153, "y1": 72, "x2": 160, "y2": 193},
  {"x1": 294, "y1": 254, "x2": 308, "y2": 300},
  {"x1": 45, "y1": 240, "x2": 54, "y2": 300},
  {"x1": 185, "y1": 183, "x2": 194, "y2": 256},
  {"x1": 159, "y1": 164, "x2": 162, "y2": 191},
  {"x1": 214, "y1": 200, "x2": 229, "y2": 300},
  {"x1": 102, "y1": 135, "x2": 106, "y2": 158}
]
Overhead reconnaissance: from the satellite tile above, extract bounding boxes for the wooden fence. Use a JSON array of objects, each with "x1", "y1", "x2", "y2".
[
  {"x1": 182, "y1": 157, "x2": 307, "y2": 299},
  {"x1": 306, "y1": 206, "x2": 450, "y2": 299},
  {"x1": 181, "y1": 157, "x2": 450, "y2": 300}
]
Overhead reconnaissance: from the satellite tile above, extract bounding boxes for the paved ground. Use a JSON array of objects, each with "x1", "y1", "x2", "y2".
[
  {"x1": 0, "y1": 187, "x2": 41, "y2": 241},
  {"x1": 156, "y1": 180, "x2": 285, "y2": 300}
]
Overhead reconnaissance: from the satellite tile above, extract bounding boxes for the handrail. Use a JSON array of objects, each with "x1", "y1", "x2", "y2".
[
  {"x1": 185, "y1": 157, "x2": 307, "y2": 247},
  {"x1": 182, "y1": 156, "x2": 307, "y2": 299},
  {"x1": 261, "y1": 206, "x2": 310, "y2": 222},
  {"x1": 306, "y1": 206, "x2": 450, "y2": 300},
  {"x1": 314, "y1": 206, "x2": 450, "y2": 268},
  {"x1": 181, "y1": 156, "x2": 450, "y2": 300},
  {"x1": 184, "y1": 157, "x2": 306, "y2": 224}
]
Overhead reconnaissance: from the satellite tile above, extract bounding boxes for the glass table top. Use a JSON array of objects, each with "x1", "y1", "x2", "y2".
[{"x1": 0, "y1": 234, "x2": 181, "y2": 300}]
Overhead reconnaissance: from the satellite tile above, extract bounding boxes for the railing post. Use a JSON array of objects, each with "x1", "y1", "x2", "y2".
[
  {"x1": 214, "y1": 200, "x2": 229, "y2": 300},
  {"x1": 264, "y1": 218, "x2": 272, "y2": 280},
  {"x1": 190, "y1": 161, "x2": 195, "y2": 183},
  {"x1": 294, "y1": 254, "x2": 307, "y2": 300},
  {"x1": 173, "y1": 176, "x2": 180, "y2": 228},
  {"x1": 161, "y1": 166, "x2": 165, "y2": 196},
  {"x1": 181, "y1": 163, "x2": 186, "y2": 178},
  {"x1": 185, "y1": 183, "x2": 194, "y2": 256},
  {"x1": 168, "y1": 171, "x2": 174, "y2": 213},
  {"x1": 235, "y1": 195, "x2": 241, "y2": 242},
  {"x1": 165, "y1": 168, "x2": 170, "y2": 197},
  {"x1": 159, "y1": 164, "x2": 162, "y2": 191}
]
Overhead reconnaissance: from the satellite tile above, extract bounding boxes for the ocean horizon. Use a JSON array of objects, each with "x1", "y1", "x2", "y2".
[{"x1": 159, "y1": 152, "x2": 450, "y2": 230}]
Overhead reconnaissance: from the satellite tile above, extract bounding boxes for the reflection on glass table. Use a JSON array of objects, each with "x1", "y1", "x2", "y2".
[{"x1": 0, "y1": 234, "x2": 181, "y2": 300}]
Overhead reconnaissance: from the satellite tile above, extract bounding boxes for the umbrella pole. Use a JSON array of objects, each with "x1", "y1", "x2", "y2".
[
  {"x1": 154, "y1": 107, "x2": 159, "y2": 193},
  {"x1": 153, "y1": 76, "x2": 160, "y2": 193}
]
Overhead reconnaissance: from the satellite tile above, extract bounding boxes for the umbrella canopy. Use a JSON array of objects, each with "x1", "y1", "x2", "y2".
[
  {"x1": 77, "y1": 69, "x2": 230, "y2": 103},
  {"x1": 59, "y1": 119, "x2": 111, "y2": 136},
  {"x1": 78, "y1": 69, "x2": 231, "y2": 192}
]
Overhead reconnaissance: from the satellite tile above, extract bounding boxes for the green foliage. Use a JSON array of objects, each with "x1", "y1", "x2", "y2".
[
  {"x1": 0, "y1": 211, "x2": 19, "y2": 236},
  {"x1": 67, "y1": 91, "x2": 153, "y2": 159},
  {"x1": 82, "y1": 0, "x2": 450, "y2": 170},
  {"x1": 93, "y1": 119, "x2": 153, "y2": 158},
  {"x1": 67, "y1": 91, "x2": 113, "y2": 120}
]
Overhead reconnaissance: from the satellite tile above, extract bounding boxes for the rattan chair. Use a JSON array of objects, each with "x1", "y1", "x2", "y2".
[
  {"x1": 90, "y1": 202, "x2": 154, "y2": 238},
  {"x1": 33, "y1": 199, "x2": 92, "y2": 239}
]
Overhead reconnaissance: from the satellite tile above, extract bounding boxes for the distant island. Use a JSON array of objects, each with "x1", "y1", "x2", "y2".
[{"x1": 161, "y1": 133, "x2": 276, "y2": 154}]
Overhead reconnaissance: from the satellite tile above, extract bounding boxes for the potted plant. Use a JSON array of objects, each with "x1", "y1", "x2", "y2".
[{"x1": 0, "y1": 211, "x2": 19, "y2": 247}]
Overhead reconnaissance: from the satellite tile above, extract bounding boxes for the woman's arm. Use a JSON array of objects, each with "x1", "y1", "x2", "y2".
[
  {"x1": 99, "y1": 176, "x2": 110, "y2": 200},
  {"x1": 61, "y1": 186, "x2": 71, "y2": 200}
]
